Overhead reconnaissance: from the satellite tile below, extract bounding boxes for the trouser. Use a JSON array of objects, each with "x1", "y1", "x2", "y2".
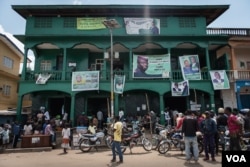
[
  {"x1": 12, "y1": 134, "x2": 20, "y2": 148},
  {"x1": 230, "y1": 134, "x2": 241, "y2": 151},
  {"x1": 204, "y1": 134, "x2": 215, "y2": 158},
  {"x1": 111, "y1": 141, "x2": 123, "y2": 161}
]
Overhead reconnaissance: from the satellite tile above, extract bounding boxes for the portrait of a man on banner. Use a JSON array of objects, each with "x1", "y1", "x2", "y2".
[
  {"x1": 114, "y1": 75, "x2": 125, "y2": 94},
  {"x1": 209, "y1": 70, "x2": 230, "y2": 90},
  {"x1": 171, "y1": 80, "x2": 189, "y2": 96},
  {"x1": 72, "y1": 71, "x2": 99, "y2": 91},
  {"x1": 179, "y1": 55, "x2": 201, "y2": 80},
  {"x1": 133, "y1": 54, "x2": 171, "y2": 79}
]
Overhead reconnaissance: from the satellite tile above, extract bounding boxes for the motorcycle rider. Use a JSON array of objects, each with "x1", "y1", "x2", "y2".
[
  {"x1": 88, "y1": 120, "x2": 97, "y2": 134},
  {"x1": 111, "y1": 116, "x2": 123, "y2": 164}
]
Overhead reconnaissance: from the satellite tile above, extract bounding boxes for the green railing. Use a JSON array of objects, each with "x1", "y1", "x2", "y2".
[{"x1": 24, "y1": 70, "x2": 212, "y2": 81}]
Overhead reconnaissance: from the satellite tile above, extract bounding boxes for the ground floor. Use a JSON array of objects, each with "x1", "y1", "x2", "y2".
[{"x1": 16, "y1": 88, "x2": 220, "y2": 126}]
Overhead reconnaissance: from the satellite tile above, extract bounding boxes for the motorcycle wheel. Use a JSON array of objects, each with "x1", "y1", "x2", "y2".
[
  {"x1": 105, "y1": 136, "x2": 112, "y2": 149},
  {"x1": 151, "y1": 135, "x2": 159, "y2": 150},
  {"x1": 142, "y1": 138, "x2": 152, "y2": 151},
  {"x1": 114, "y1": 141, "x2": 127, "y2": 153},
  {"x1": 198, "y1": 142, "x2": 203, "y2": 154},
  {"x1": 79, "y1": 139, "x2": 92, "y2": 152},
  {"x1": 158, "y1": 141, "x2": 170, "y2": 154}
]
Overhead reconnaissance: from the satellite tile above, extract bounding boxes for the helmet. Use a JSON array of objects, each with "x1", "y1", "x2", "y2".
[{"x1": 218, "y1": 108, "x2": 224, "y2": 114}]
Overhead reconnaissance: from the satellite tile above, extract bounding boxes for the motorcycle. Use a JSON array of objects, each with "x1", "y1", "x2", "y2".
[
  {"x1": 151, "y1": 124, "x2": 171, "y2": 154},
  {"x1": 109, "y1": 124, "x2": 152, "y2": 154},
  {"x1": 78, "y1": 128, "x2": 109, "y2": 152},
  {"x1": 158, "y1": 129, "x2": 203, "y2": 154},
  {"x1": 223, "y1": 130, "x2": 250, "y2": 151}
]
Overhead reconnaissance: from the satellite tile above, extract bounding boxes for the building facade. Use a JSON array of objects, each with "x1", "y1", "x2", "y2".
[{"x1": 13, "y1": 5, "x2": 249, "y2": 125}]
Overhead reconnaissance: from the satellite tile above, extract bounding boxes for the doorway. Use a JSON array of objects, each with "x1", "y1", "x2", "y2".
[
  {"x1": 164, "y1": 96, "x2": 187, "y2": 112},
  {"x1": 87, "y1": 97, "x2": 109, "y2": 119}
]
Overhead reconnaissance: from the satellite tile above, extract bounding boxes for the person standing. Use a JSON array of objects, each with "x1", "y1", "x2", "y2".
[
  {"x1": 182, "y1": 110, "x2": 199, "y2": 163},
  {"x1": 200, "y1": 111, "x2": 217, "y2": 161},
  {"x1": 61, "y1": 123, "x2": 71, "y2": 154},
  {"x1": 44, "y1": 110, "x2": 50, "y2": 121},
  {"x1": 12, "y1": 121, "x2": 21, "y2": 148},
  {"x1": 111, "y1": 116, "x2": 123, "y2": 164},
  {"x1": 2, "y1": 124, "x2": 10, "y2": 149},
  {"x1": 224, "y1": 107, "x2": 242, "y2": 151},
  {"x1": 97, "y1": 110, "x2": 103, "y2": 129}
]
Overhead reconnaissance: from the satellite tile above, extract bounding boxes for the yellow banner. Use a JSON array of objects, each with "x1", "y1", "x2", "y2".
[{"x1": 77, "y1": 17, "x2": 106, "y2": 30}]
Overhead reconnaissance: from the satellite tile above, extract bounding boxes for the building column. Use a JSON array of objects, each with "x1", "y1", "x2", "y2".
[
  {"x1": 210, "y1": 93, "x2": 215, "y2": 113},
  {"x1": 16, "y1": 95, "x2": 23, "y2": 122},
  {"x1": 129, "y1": 48, "x2": 132, "y2": 80},
  {"x1": 21, "y1": 48, "x2": 28, "y2": 80},
  {"x1": 62, "y1": 48, "x2": 67, "y2": 80},
  {"x1": 205, "y1": 47, "x2": 211, "y2": 70},
  {"x1": 230, "y1": 46, "x2": 236, "y2": 70},
  {"x1": 114, "y1": 93, "x2": 119, "y2": 116},
  {"x1": 70, "y1": 93, "x2": 76, "y2": 126},
  {"x1": 159, "y1": 94, "x2": 165, "y2": 125}
]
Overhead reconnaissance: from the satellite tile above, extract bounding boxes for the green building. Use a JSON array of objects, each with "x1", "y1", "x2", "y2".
[{"x1": 13, "y1": 5, "x2": 231, "y2": 125}]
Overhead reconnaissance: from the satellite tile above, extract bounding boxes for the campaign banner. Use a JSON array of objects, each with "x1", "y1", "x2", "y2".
[
  {"x1": 133, "y1": 54, "x2": 171, "y2": 78},
  {"x1": 77, "y1": 17, "x2": 106, "y2": 30},
  {"x1": 36, "y1": 74, "x2": 51, "y2": 84},
  {"x1": 124, "y1": 18, "x2": 160, "y2": 35},
  {"x1": 209, "y1": 70, "x2": 230, "y2": 90},
  {"x1": 179, "y1": 55, "x2": 201, "y2": 80},
  {"x1": 72, "y1": 71, "x2": 99, "y2": 91},
  {"x1": 171, "y1": 80, "x2": 189, "y2": 96},
  {"x1": 114, "y1": 75, "x2": 125, "y2": 94}
]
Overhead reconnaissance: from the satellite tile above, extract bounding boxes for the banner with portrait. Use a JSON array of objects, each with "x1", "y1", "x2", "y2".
[
  {"x1": 209, "y1": 70, "x2": 230, "y2": 90},
  {"x1": 114, "y1": 75, "x2": 125, "y2": 94},
  {"x1": 124, "y1": 18, "x2": 160, "y2": 35},
  {"x1": 133, "y1": 54, "x2": 171, "y2": 79},
  {"x1": 179, "y1": 55, "x2": 201, "y2": 80},
  {"x1": 36, "y1": 74, "x2": 51, "y2": 84},
  {"x1": 171, "y1": 80, "x2": 189, "y2": 96},
  {"x1": 72, "y1": 71, "x2": 99, "y2": 91}
]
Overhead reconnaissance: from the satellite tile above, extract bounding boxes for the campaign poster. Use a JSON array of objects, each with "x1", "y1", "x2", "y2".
[
  {"x1": 72, "y1": 71, "x2": 99, "y2": 91},
  {"x1": 171, "y1": 80, "x2": 189, "y2": 96},
  {"x1": 36, "y1": 74, "x2": 51, "y2": 84},
  {"x1": 133, "y1": 54, "x2": 171, "y2": 78},
  {"x1": 179, "y1": 55, "x2": 201, "y2": 80},
  {"x1": 114, "y1": 75, "x2": 125, "y2": 94},
  {"x1": 209, "y1": 70, "x2": 230, "y2": 90},
  {"x1": 124, "y1": 18, "x2": 160, "y2": 35}
]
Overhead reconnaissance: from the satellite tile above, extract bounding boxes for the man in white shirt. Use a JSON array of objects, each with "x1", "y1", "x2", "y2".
[{"x1": 44, "y1": 110, "x2": 50, "y2": 121}]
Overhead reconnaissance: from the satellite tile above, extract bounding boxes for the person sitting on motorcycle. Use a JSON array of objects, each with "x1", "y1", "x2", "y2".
[{"x1": 88, "y1": 120, "x2": 97, "y2": 134}]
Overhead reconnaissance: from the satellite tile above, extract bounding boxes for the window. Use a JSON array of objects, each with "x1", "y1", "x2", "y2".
[
  {"x1": 2, "y1": 85, "x2": 11, "y2": 96},
  {"x1": 64, "y1": 17, "x2": 76, "y2": 28},
  {"x1": 34, "y1": 17, "x2": 52, "y2": 28},
  {"x1": 3, "y1": 56, "x2": 14, "y2": 68},
  {"x1": 40, "y1": 60, "x2": 52, "y2": 71},
  {"x1": 179, "y1": 17, "x2": 196, "y2": 28}
]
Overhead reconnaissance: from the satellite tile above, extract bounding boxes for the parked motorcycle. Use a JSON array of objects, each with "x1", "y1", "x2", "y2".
[
  {"x1": 158, "y1": 129, "x2": 203, "y2": 154},
  {"x1": 78, "y1": 128, "x2": 109, "y2": 152},
  {"x1": 223, "y1": 130, "x2": 250, "y2": 151},
  {"x1": 109, "y1": 124, "x2": 152, "y2": 154},
  {"x1": 151, "y1": 124, "x2": 171, "y2": 154}
]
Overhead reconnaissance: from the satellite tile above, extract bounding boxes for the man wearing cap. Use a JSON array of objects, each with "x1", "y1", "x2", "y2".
[{"x1": 200, "y1": 111, "x2": 217, "y2": 161}]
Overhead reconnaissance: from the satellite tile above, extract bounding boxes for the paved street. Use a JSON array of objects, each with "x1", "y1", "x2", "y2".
[{"x1": 0, "y1": 147, "x2": 222, "y2": 167}]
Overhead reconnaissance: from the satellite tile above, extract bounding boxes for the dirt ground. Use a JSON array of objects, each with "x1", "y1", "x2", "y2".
[{"x1": 0, "y1": 146, "x2": 222, "y2": 167}]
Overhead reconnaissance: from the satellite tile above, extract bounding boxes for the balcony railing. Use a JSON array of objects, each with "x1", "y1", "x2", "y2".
[
  {"x1": 207, "y1": 28, "x2": 250, "y2": 36},
  {"x1": 23, "y1": 70, "x2": 250, "y2": 82}
]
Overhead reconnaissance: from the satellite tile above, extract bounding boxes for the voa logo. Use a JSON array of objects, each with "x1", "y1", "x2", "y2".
[{"x1": 226, "y1": 155, "x2": 247, "y2": 162}]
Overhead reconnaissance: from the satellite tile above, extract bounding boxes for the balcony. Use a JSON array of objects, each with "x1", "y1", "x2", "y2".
[
  {"x1": 207, "y1": 28, "x2": 250, "y2": 36},
  {"x1": 227, "y1": 70, "x2": 250, "y2": 81}
]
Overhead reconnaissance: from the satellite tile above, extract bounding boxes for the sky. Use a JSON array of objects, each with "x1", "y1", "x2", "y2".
[{"x1": 0, "y1": 0, "x2": 250, "y2": 70}]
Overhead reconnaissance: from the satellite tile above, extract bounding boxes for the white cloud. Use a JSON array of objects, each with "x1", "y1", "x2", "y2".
[{"x1": 73, "y1": 0, "x2": 83, "y2": 5}]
